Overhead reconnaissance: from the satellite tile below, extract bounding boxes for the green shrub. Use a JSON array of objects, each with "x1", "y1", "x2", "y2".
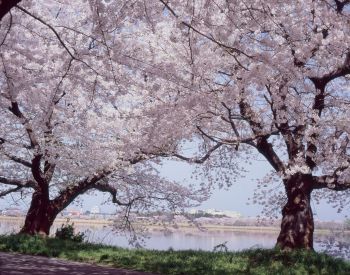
[{"x1": 55, "y1": 219, "x2": 85, "y2": 243}]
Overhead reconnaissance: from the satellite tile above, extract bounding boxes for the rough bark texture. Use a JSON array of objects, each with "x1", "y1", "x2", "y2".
[
  {"x1": 19, "y1": 177, "x2": 105, "y2": 235},
  {"x1": 0, "y1": 0, "x2": 22, "y2": 21},
  {"x1": 20, "y1": 189, "x2": 58, "y2": 235},
  {"x1": 276, "y1": 173, "x2": 315, "y2": 250}
]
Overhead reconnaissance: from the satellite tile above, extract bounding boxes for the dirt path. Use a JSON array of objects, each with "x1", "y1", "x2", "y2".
[{"x1": 0, "y1": 252, "x2": 158, "y2": 275}]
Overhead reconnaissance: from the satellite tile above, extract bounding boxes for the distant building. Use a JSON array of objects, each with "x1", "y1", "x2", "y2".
[
  {"x1": 209, "y1": 209, "x2": 241, "y2": 218},
  {"x1": 91, "y1": 205, "x2": 100, "y2": 214},
  {"x1": 2, "y1": 207, "x2": 24, "y2": 217},
  {"x1": 188, "y1": 208, "x2": 241, "y2": 218},
  {"x1": 188, "y1": 209, "x2": 199, "y2": 215},
  {"x1": 67, "y1": 209, "x2": 82, "y2": 217}
]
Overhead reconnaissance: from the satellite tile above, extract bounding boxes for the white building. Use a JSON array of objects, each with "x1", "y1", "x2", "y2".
[
  {"x1": 90, "y1": 205, "x2": 100, "y2": 214},
  {"x1": 188, "y1": 208, "x2": 241, "y2": 218}
]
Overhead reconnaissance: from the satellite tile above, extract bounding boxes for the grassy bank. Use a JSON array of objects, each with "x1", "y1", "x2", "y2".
[{"x1": 0, "y1": 234, "x2": 349, "y2": 274}]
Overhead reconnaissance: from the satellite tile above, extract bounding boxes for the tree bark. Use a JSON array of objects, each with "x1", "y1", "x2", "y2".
[
  {"x1": 0, "y1": 0, "x2": 22, "y2": 21},
  {"x1": 20, "y1": 189, "x2": 58, "y2": 236},
  {"x1": 276, "y1": 173, "x2": 315, "y2": 250},
  {"x1": 18, "y1": 171, "x2": 111, "y2": 235}
]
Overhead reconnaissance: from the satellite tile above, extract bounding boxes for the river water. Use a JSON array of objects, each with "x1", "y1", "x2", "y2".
[{"x1": 1, "y1": 219, "x2": 349, "y2": 259}]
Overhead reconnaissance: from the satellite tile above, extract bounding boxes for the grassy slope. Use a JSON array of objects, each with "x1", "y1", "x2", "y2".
[{"x1": 0, "y1": 234, "x2": 349, "y2": 275}]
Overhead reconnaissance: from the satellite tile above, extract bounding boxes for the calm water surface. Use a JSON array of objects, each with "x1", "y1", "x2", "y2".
[{"x1": 1, "y1": 220, "x2": 349, "y2": 259}]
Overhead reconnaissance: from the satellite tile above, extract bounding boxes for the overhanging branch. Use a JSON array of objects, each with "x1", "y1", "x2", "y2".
[
  {"x1": 15, "y1": 5, "x2": 99, "y2": 75},
  {"x1": 0, "y1": 176, "x2": 36, "y2": 188},
  {"x1": 158, "y1": 0, "x2": 252, "y2": 58},
  {"x1": 313, "y1": 176, "x2": 350, "y2": 191},
  {"x1": 313, "y1": 161, "x2": 350, "y2": 191},
  {"x1": 0, "y1": 0, "x2": 21, "y2": 21},
  {"x1": 50, "y1": 169, "x2": 112, "y2": 211},
  {"x1": 146, "y1": 142, "x2": 223, "y2": 164},
  {"x1": 239, "y1": 95, "x2": 285, "y2": 172},
  {"x1": 2, "y1": 152, "x2": 32, "y2": 168},
  {"x1": 15, "y1": 5, "x2": 75, "y2": 59},
  {"x1": 0, "y1": 186, "x2": 22, "y2": 197},
  {"x1": 92, "y1": 181, "x2": 138, "y2": 206}
]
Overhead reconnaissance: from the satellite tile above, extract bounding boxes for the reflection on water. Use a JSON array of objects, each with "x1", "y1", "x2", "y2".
[
  {"x1": 1, "y1": 219, "x2": 349, "y2": 259},
  {"x1": 84, "y1": 227, "x2": 278, "y2": 251}
]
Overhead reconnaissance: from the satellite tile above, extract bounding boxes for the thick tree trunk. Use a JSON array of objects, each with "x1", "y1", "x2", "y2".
[
  {"x1": 19, "y1": 172, "x2": 108, "y2": 235},
  {"x1": 276, "y1": 173, "x2": 315, "y2": 250},
  {"x1": 20, "y1": 189, "x2": 57, "y2": 236}
]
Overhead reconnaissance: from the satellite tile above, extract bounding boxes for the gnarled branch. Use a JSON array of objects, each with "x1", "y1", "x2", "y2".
[
  {"x1": 0, "y1": 0, "x2": 21, "y2": 21},
  {"x1": 0, "y1": 176, "x2": 36, "y2": 188},
  {"x1": 0, "y1": 186, "x2": 22, "y2": 197}
]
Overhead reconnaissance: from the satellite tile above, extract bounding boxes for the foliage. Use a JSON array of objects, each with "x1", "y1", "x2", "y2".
[
  {"x1": 55, "y1": 220, "x2": 85, "y2": 243},
  {"x1": 126, "y1": 0, "x2": 350, "y2": 248},
  {"x1": 345, "y1": 219, "x2": 350, "y2": 230},
  {"x1": 2, "y1": 0, "x2": 350, "y2": 248},
  {"x1": 0, "y1": 234, "x2": 349, "y2": 275},
  {"x1": 0, "y1": 234, "x2": 50, "y2": 256},
  {"x1": 0, "y1": 0, "x2": 207, "y2": 235}
]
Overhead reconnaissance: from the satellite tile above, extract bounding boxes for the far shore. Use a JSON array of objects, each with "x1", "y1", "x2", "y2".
[{"x1": 1, "y1": 216, "x2": 349, "y2": 235}]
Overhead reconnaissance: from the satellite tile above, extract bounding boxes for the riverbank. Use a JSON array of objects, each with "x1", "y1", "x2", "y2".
[
  {"x1": 0, "y1": 234, "x2": 349, "y2": 275},
  {"x1": 1, "y1": 216, "x2": 348, "y2": 235}
]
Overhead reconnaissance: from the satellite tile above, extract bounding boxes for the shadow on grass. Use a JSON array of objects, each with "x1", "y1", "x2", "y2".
[{"x1": 0, "y1": 234, "x2": 349, "y2": 275}]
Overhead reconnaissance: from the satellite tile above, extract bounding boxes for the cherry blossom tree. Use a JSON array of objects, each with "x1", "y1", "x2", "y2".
[
  {"x1": 121, "y1": 0, "x2": 350, "y2": 250},
  {"x1": 0, "y1": 0, "x2": 206, "y2": 236},
  {"x1": 2, "y1": 0, "x2": 350, "y2": 252}
]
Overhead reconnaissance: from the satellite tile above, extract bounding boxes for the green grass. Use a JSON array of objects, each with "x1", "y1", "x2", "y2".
[{"x1": 0, "y1": 234, "x2": 349, "y2": 274}]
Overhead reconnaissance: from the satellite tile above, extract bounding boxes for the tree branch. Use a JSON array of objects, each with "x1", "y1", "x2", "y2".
[
  {"x1": 313, "y1": 158, "x2": 350, "y2": 190},
  {"x1": 305, "y1": 88, "x2": 326, "y2": 170},
  {"x1": 7, "y1": 100, "x2": 39, "y2": 149},
  {"x1": 265, "y1": 83, "x2": 302, "y2": 161},
  {"x1": 0, "y1": 176, "x2": 35, "y2": 188},
  {"x1": 91, "y1": 181, "x2": 135, "y2": 206},
  {"x1": 15, "y1": 5, "x2": 75, "y2": 59},
  {"x1": 0, "y1": 10, "x2": 12, "y2": 46},
  {"x1": 147, "y1": 142, "x2": 223, "y2": 164},
  {"x1": 6, "y1": 99, "x2": 46, "y2": 185},
  {"x1": 309, "y1": 52, "x2": 350, "y2": 88},
  {"x1": 221, "y1": 102, "x2": 240, "y2": 138},
  {"x1": 1, "y1": 151, "x2": 32, "y2": 168},
  {"x1": 239, "y1": 95, "x2": 285, "y2": 172},
  {"x1": 0, "y1": 136, "x2": 31, "y2": 168},
  {"x1": 50, "y1": 169, "x2": 112, "y2": 211},
  {"x1": 0, "y1": 0, "x2": 21, "y2": 21},
  {"x1": 173, "y1": 142, "x2": 222, "y2": 164},
  {"x1": 313, "y1": 175, "x2": 350, "y2": 191},
  {"x1": 0, "y1": 186, "x2": 22, "y2": 197},
  {"x1": 334, "y1": 0, "x2": 350, "y2": 13},
  {"x1": 158, "y1": 0, "x2": 252, "y2": 58},
  {"x1": 15, "y1": 5, "x2": 99, "y2": 75},
  {"x1": 0, "y1": 136, "x2": 32, "y2": 150}
]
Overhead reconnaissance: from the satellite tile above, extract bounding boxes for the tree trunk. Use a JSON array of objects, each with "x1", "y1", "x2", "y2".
[
  {"x1": 276, "y1": 173, "x2": 315, "y2": 250},
  {"x1": 20, "y1": 189, "x2": 57, "y2": 236},
  {"x1": 19, "y1": 173, "x2": 108, "y2": 235}
]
